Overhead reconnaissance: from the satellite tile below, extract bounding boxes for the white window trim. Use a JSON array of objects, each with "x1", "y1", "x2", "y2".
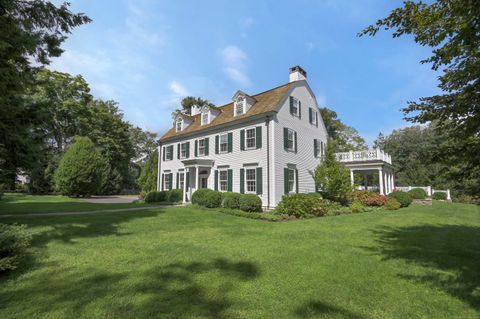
[
  {"x1": 201, "y1": 111, "x2": 210, "y2": 125},
  {"x1": 164, "y1": 174, "x2": 172, "y2": 190},
  {"x1": 179, "y1": 172, "x2": 185, "y2": 189},
  {"x1": 245, "y1": 168, "x2": 256, "y2": 194},
  {"x1": 235, "y1": 97, "x2": 245, "y2": 116},
  {"x1": 165, "y1": 146, "x2": 173, "y2": 161},
  {"x1": 219, "y1": 133, "x2": 228, "y2": 154},
  {"x1": 176, "y1": 119, "x2": 183, "y2": 132},
  {"x1": 245, "y1": 127, "x2": 256, "y2": 150},
  {"x1": 219, "y1": 170, "x2": 228, "y2": 192},
  {"x1": 288, "y1": 168, "x2": 296, "y2": 194},
  {"x1": 291, "y1": 97, "x2": 300, "y2": 117},
  {"x1": 198, "y1": 139, "x2": 206, "y2": 156},
  {"x1": 180, "y1": 143, "x2": 188, "y2": 159},
  {"x1": 311, "y1": 110, "x2": 318, "y2": 125},
  {"x1": 287, "y1": 129, "x2": 295, "y2": 152}
]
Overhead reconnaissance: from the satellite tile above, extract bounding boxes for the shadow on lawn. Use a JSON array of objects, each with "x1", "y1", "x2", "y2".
[
  {"x1": 0, "y1": 259, "x2": 260, "y2": 318},
  {"x1": 294, "y1": 300, "x2": 365, "y2": 319},
  {"x1": 367, "y1": 224, "x2": 480, "y2": 309}
]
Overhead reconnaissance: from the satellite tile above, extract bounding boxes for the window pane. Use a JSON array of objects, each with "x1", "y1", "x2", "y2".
[
  {"x1": 246, "y1": 129, "x2": 256, "y2": 148},
  {"x1": 246, "y1": 169, "x2": 256, "y2": 192},
  {"x1": 288, "y1": 169, "x2": 295, "y2": 192},
  {"x1": 220, "y1": 134, "x2": 228, "y2": 152}
]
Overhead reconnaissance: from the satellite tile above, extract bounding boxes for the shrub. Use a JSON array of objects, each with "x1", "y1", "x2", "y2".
[
  {"x1": 204, "y1": 191, "x2": 223, "y2": 208},
  {"x1": 166, "y1": 189, "x2": 183, "y2": 203},
  {"x1": 138, "y1": 191, "x2": 146, "y2": 200},
  {"x1": 276, "y1": 193, "x2": 327, "y2": 218},
  {"x1": 191, "y1": 189, "x2": 214, "y2": 206},
  {"x1": 408, "y1": 188, "x2": 427, "y2": 199},
  {"x1": 239, "y1": 194, "x2": 262, "y2": 212},
  {"x1": 386, "y1": 198, "x2": 401, "y2": 210},
  {"x1": 0, "y1": 224, "x2": 32, "y2": 272},
  {"x1": 349, "y1": 201, "x2": 365, "y2": 213},
  {"x1": 144, "y1": 191, "x2": 167, "y2": 203},
  {"x1": 454, "y1": 194, "x2": 480, "y2": 205},
  {"x1": 222, "y1": 192, "x2": 241, "y2": 209},
  {"x1": 351, "y1": 190, "x2": 388, "y2": 206},
  {"x1": 433, "y1": 192, "x2": 447, "y2": 200},
  {"x1": 388, "y1": 191, "x2": 413, "y2": 207},
  {"x1": 54, "y1": 136, "x2": 107, "y2": 196},
  {"x1": 137, "y1": 151, "x2": 158, "y2": 193}
]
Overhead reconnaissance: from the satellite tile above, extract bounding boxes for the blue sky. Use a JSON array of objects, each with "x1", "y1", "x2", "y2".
[{"x1": 51, "y1": 0, "x2": 440, "y2": 145}]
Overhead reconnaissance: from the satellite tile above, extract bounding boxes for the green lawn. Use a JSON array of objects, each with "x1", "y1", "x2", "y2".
[
  {"x1": 0, "y1": 193, "x2": 150, "y2": 215},
  {"x1": 0, "y1": 199, "x2": 479, "y2": 318}
]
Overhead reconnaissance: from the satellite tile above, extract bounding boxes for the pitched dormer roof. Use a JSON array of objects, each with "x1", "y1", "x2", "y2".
[{"x1": 160, "y1": 81, "x2": 294, "y2": 142}]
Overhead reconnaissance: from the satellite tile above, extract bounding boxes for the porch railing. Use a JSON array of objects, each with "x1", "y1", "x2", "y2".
[{"x1": 335, "y1": 149, "x2": 392, "y2": 164}]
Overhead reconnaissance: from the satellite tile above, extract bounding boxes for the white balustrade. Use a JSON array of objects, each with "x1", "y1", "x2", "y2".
[{"x1": 335, "y1": 149, "x2": 392, "y2": 164}]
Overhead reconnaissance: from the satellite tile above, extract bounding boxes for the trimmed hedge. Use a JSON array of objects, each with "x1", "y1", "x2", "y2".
[
  {"x1": 388, "y1": 191, "x2": 413, "y2": 207},
  {"x1": 239, "y1": 194, "x2": 262, "y2": 212},
  {"x1": 386, "y1": 198, "x2": 401, "y2": 210},
  {"x1": 408, "y1": 188, "x2": 427, "y2": 199},
  {"x1": 276, "y1": 193, "x2": 327, "y2": 218},
  {"x1": 145, "y1": 189, "x2": 183, "y2": 203},
  {"x1": 191, "y1": 189, "x2": 214, "y2": 206},
  {"x1": 166, "y1": 189, "x2": 183, "y2": 203},
  {"x1": 191, "y1": 189, "x2": 223, "y2": 208},
  {"x1": 351, "y1": 190, "x2": 388, "y2": 206},
  {"x1": 222, "y1": 192, "x2": 241, "y2": 209},
  {"x1": 433, "y1": 192, "x2": 447, "y2": 200}
]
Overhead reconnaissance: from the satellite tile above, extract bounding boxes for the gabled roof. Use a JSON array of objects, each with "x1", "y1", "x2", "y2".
[{"x1": 160, "y1": 81, "x2": 295, "y2": 142}]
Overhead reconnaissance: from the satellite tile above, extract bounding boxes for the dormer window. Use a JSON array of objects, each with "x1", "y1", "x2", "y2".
[
  {"x1": 176, "y1": 119, "x2": 183, "y2": 132},
  {"x1": 201, "y1": 111, "x2": 209, "y2": 125},
  {"x1": 235, "y1": 96, "x2": 245, "y2": 116}
]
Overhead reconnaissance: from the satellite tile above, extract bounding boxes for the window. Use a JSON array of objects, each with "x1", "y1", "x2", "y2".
[
  {"x1": 180, "y1": 143, "x2": 187, "y2": 158},
  {"x1": 201, "y1": 112, "x2": 209, "y2": 125},
  {"x1": 246, "y1": 128, "x2": 256, "y2": 149},
  {"x1": 291, "y1": 97, "x2": 299, "y2": 116},
  {"x1": 179, "y1": 173, "x2": 185, "y2": 189},
  {"x1": 198, "y1": 139, "x2": 205, "y2": 156},
  {"x1": 176, "y1": 119, "x2": 183, "y2": 132},
  {"x1": 288, "y1": 169, "x2": 295, "y2": 193},
  {"x1": 246, "y1": 168, "x2": 256, "y2": 193},
  {"x1": 165, "y1": 146, "x2": 173, "y2": 160},
  {"x1": 235, "y1": 97, "x2": 244, "y2": 115},
  {"x1": 219, "y1": 170, "x2": 228, "y2": 191},
  {"x1": 287, "y1": 129, "x2": 295, "y2": 151},
  {"x1": 309, "y1": 108, "x2": 318, "y2": 125},
  {"x1": 164, "y1": 173, "x2": 172, "y2": 190},
  {"x1": 219, "y1": 134, "x2": 228, "y2": 153}
]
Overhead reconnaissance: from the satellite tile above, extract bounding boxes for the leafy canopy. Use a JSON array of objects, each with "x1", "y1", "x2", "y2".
[{"x1": 319, "y1": 107, "x2": 367, "y2": 151}]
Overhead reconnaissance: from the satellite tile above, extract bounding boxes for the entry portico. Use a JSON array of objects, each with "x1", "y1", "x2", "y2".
[
  {"x1": 336, "y1": 149, "x2": 395, "y2": 195},
  {"x1": 181, "y1": 159, "x2": 215, "y2": 203}
]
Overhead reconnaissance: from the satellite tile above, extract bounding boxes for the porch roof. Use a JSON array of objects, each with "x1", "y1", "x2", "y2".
[{"x1": 181, "y1": 159, "x2": 215, "y2": 168}]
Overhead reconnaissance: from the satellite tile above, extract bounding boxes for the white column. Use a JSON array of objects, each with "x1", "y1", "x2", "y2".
[
  {"x1": 195, "y1": 166, "x2": 199, "y2": 192},
  {"x1": 388, "y1": 173, "x2": 393, "y2": 194},
  {"x1": 350, "y1": 170, "x2": 354, "y2": 186},
  {"x1": 182, "y1": 171, "x2": 187, "y2": 203},
  {"x1": 378, "y1": 169, "x2": 384, "y2": 195}
]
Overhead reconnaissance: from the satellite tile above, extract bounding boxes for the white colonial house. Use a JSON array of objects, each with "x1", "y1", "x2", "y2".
[{"x1": 157, "y1": 66, "x2": 329, "y2": 209}]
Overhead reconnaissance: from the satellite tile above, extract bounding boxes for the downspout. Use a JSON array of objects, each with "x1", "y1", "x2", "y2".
[
  {"x1": 157, "y1": 144, "x2": 162, "y2": 191},
  {"x1": 265, "y1": 116, "x2": 271, "y2": 210}
]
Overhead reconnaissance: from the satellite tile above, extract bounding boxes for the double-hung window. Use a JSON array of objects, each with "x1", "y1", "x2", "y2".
[
  {"x1": 219, "y1": 134, "x2": 228, "y2": 153},
  {"x1": 246, "y1": 168, "x2": 256, "y2": 193},
  {"x1": 198, "y1": 139, "x2": 206, "y2": 156},
  {"x1": 288, "y1": 169, "x2": 295, "y2": 193},
  {"x1": 179, "y1": 173, "x2": 185, "y2": 189},
  {"x1": 219, "y1": 170, "x2": 228, "y2": 192},
  {"x1": 164, "y1": 174, "x2": 172, "y2": 190},
  {"x1": 180, "y1": 143, "x2": 188, "y2": 158},
  {"x1": 246, "y1": 128, "x2": 256, "y2": 149},
  {"x1": 291, "y1": 97, "x2": 300, "y2": 116},
  {"x1": 202, "y1": 112, "x2": 209, "y2": 125},
  {"x1": 176, "y1": 119, "x2": 182, "y2": 132},
  {"x1": 235, "y1": 97, "x2": 244, "y2": 115},
  {"x1": 287, "y1": 129, "x2": 295, "y2": 151},
  {"x1": 165, "y1": 146, "x2": 173, "y2": 160}
]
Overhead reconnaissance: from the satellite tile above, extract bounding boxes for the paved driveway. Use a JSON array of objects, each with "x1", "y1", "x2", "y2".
[{"x1": 81, "y1": 195, "x2": 139, "y2": 204}]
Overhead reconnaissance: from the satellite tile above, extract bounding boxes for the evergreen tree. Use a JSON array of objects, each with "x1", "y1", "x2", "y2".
[{"x1": 137, "y1": 151, "x2": 158, "y2": 193}]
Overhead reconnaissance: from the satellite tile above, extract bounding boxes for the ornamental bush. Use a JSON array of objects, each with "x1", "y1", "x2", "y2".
[
  {"x1": 351, "y1": 190, "x2": 388, "y2": 206},
  {"x1": 388, "y1": 191, "x2": 413, "y2": 207},
  {"x1": 239, "y1": 194, "x2": 262, "y2": 212},
  {"x1": 222, "y1": 192, "x2": 241, "y2": 209},
  {"x1": 349, "y1": 201, "x2": 365, "y2": 213},
  {"x1": 144, "y1": 191, "x2": 167, "y2": 203},
  {"x1": 191, "y1": 189, "x2": 214, "y2": 206},
  {"x1": 54, "y1": 136, "x2": 107, "y2": 197},
  {"x1": 276, "y1": 193, "x2": 327, "y2": 218},
  {"x1": 386, "y1": 198, "x2": 401, "y2": 210},
  {"x1": 166, "y1": 189, "x2": 183, "y2": 203},
  {"x1": 432, "y1": 191, "x2": 447, "y2": 200},
  {"x1": 204, "y1": 191, "x2": 223, "y2": 208},
  {"x1": 0, "y1": 224, "x2": 32, "y2": 272},
  {"x1": 408, "y1": 188, "x2": 427, "y2": 199}
]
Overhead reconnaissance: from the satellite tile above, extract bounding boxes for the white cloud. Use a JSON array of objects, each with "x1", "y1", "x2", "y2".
[
  {"x1": 220, "y1": 45, "x2": 251, "y2": 86},
  {"x1": 169, "y1": 81, "x2": 188, "y2": 96}
]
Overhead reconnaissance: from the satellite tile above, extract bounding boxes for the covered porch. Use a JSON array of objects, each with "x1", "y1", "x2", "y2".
[
  {"x1": 181, "y1": 159, "x2": 215, "y2": 203},
  {"x1": 336, "y1": 149, "x2": 395, "y2": 195}
]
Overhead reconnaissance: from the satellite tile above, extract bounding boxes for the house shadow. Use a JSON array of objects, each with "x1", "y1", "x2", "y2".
[
  {"x1": 365, "y1": 224, "x2": 480, "y2": 309},
  {"x1": 294, "y1": 300, "x2": 366, "y2": 319},
  {"x1": 0, "y1": 258, "x2": 260, "y2": 318}
]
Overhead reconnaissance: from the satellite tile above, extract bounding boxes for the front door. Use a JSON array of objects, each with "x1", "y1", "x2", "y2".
[{"x1": 200, "y1": 177, "x2": 208, "y2": 188}]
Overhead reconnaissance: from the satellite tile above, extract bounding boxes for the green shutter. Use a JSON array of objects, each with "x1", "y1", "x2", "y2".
[
  {"x1": 283, "y1": 128, "x2": 288, "y2": 149},
  {"x1": 256, "y1": 167, "x2": 263, "y2": 195},
  {"x1": 205, "y1": 138, "x2": 209, "y2": 155},
  {"x1": 227, "y1": 169, "x2": 233, "y2": 192},
  {"x1": 256, "y1": 126, "x2": 262, "y2": 149},
  {"x1": 177, "y1": 144, "x2": 180, "y2": 159},
  {"x1": 314, "y1": 139, "x2": 318, "y2": 157},
  {"x1": 170, "y1": 146, "x2": 175, "y2": 160},
  {"x1": 215, "y1": 135, "x2": 219, "y2": 154},
  {"x1": 298, "y1": 101, "x2": 302, "y2": 118},
  {"x1": 186, "y1": 142, "x2": 190, "y2": 158},
  {"x1": 195, "y1": 140, "x2": 198, "y2": 157},
  {"x1": 162, "y1": 147, "x2": 166, "y2": 161},
  {"x1": 320, "y1": 141, "x2": 324, "y2": 156},
  {"x1": 315, "y1": 112, "x2": 318, "y2": 127},
  {"x1": 214, "y1": 170, "x2": 218, "y2": 191},
  {"x1": 309, "y1": 107, "x2": 313, "y2": 124},
  {"x1": 289, "y1": 96, "x2": 294, "y2": 114},
  {"x1": 228, "y1": 132, "x2": 233, "y2": 153},
  {"x1": 240, "y1": 168, "x2": 245, "y2": 194},
  {"x1": 161, "y1": 173, "x2": 165, "y2": 191},
  {"x1": 186, "y1": 172, "x2": 190, "y2": 190},
  {"x1": 169, "y1": 173, "x2": 173, "y2": 190},
  {"x1": 176, "y1": 172, "x2": 179, "y2": 188},
  {"x1": 294, "y1": 132, "x2": 298, "y2": 153},
  {"x1": 240, "y1": 130, "x2": 245, "y2": 150},
  {"x1": 295, "y1": 169, "x2": 299, "y2": 193},
  {"x1": 284, "y1": 168, "x2": 289, "y2": 194}
]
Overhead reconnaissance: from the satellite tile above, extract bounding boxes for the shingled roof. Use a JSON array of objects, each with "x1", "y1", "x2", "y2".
[{"x1": 159, "y1": 81, "x2": 294, "y2": 141}]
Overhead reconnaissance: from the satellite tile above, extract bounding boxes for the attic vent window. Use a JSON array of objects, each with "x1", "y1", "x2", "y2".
[
  {"x1": 235, "y1": 96, "x2": 244, "y2": 116},
  {"x1": 176, "y1": 119, "x2": 183, "y2": 132},
  {"x1": 201, "y1": 111, "x2": 209, "y2": 125}
]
